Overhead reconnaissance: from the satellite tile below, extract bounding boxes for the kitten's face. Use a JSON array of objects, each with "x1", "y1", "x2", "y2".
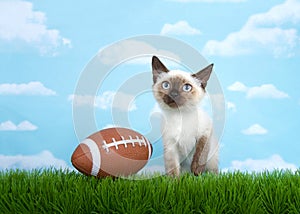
[
  {"x1": 152, "y1": 56, "x2": 213, "y2": 110},
  {"x1": 153, "y1": 71, "x2": 203, "y2": 109}
]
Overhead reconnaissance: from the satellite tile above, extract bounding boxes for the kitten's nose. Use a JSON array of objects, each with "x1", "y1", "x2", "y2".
[{"x1": 170, "y1": 90, "x2": 179, "y2": 98}]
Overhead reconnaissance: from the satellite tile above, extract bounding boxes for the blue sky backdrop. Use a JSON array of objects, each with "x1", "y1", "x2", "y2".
[{"x1": 0, "y1": 0, "x2": 299, "y2": 172}]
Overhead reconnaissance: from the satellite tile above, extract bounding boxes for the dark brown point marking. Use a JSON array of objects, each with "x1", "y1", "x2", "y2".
[{"x1": 191, "y1": 136, "x2": 208, "y2": 176}]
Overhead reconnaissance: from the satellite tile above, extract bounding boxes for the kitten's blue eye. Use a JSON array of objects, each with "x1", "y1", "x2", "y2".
[
  {"x1": 162, "y1": 81, "x2": 170, "y2": 90},
  {"x1": 183, "y1": 84, "x2": 192, "y2": 92}
]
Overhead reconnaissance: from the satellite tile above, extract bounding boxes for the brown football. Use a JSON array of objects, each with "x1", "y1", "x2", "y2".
[{"x1": 71, "y1": 127, "x2": 152, "y2": 178}]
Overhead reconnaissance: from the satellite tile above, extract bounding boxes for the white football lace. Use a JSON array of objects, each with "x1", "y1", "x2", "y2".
[{"x1": 101, "y1": 135, "x2": 148, "y2": 153}]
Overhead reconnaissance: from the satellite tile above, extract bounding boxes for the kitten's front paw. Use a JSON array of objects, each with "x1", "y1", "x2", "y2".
[
  {"x1": 191, "y1": 162, "x2": 205, "y2": 176},
  {"x1": 166, "y1": 168, "x2": 180, "y2": 177}
]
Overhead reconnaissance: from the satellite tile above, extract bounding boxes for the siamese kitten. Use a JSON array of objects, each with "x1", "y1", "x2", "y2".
[{"x1": 152, "y1": 56, "x2": 218, "y2": 176}]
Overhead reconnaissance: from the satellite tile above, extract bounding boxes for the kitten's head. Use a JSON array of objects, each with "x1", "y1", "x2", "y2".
[{"x1": 152, "y1": 56, "x2": 213, "y2": 110}]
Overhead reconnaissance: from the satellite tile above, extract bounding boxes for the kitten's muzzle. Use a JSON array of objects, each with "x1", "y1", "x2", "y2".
[
  {"x1": 169, "y1": 90, "x2": 179, "y2": 99},
  {"x1": 163, "y1": 90, "x2": 182, "y2": 108},
  {"x1": 163, "y1": 95, "x2": 177, "y2": 108}
]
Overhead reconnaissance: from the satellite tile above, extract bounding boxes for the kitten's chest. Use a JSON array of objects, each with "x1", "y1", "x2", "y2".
[
  {"x1": 162, "y1": 109, "x2": 211, "y2": 151},
  {"x1": 163, "y1": 118, "x2": 197, "y2": 162},
  {"x1": 163, "y1": 112, "x2": 199, "y2": 146}
]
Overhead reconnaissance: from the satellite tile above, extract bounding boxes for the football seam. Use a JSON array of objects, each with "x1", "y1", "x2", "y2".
[{"x1": 101, "y1": 135, "x2": 149, "y2": 153}]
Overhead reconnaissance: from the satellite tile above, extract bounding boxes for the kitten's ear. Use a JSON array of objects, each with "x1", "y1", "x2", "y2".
[
  {"x1": 152, "y1": 56, "x2": 169, "y2": 83},
  {"x1": 192, "y1": 63, "x2": 213, "y2": 89}
]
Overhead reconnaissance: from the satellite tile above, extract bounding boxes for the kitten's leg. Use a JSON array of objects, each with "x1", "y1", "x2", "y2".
[
  {"x1": 191, "y1": 136, "x2": 209, "y2": 176},
  {"x1": 164, "y1": 144, "x2": 180, "y2": 177}
]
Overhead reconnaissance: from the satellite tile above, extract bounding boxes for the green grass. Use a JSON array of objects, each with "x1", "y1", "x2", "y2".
[{"x1": 0, "y1": 169, "x2": 299, "y2": 213}]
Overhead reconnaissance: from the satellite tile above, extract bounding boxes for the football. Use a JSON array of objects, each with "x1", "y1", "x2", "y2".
[{"x1": 71, "y1": 127, "x2": 152, "y2": 178}]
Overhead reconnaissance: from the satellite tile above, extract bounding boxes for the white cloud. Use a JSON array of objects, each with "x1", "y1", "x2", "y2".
[
  {"x1": 245, "y1": 0, "x2": 300, "y2": 27},
  {"x1": 242, "y1": 124, "x2": 268, "y2": 135},
  {"x1": 227, "y1": 81, "x2": 289, "y2": 99},
  {"x1": 101, "y1": 124, "x2": 117, "y2": 129},
  {"x1": 203, "y1": 28, "x2": 298, "y2": 57},
  {"x1": 224, "y1": 154, "x2": 298, "y2": 172},
  {"x1": 247, "y1": 84, "x2": 289, "y2": 99},
  {"x1": 0, "y1": 81, "x2": 56, "y2": 96},
  {"x1": 124, "y1": 56, "x2": 181, "y2": 67},
  {"x1": 150, "y1": 103, "x2": 162, "y2": 115},
  {"x1": 0, "y1": 150, "x2": 71, "y2": 170},
  {"x1": 0, "y1": 121, "x2": 17, "y2": 131},
  {"x1": 98, "y1": 39, "x2": 180, "y2": 66},
  {"x1": 227, "y1": 101, "x2": 236, "y2": 112},
  {"x1": 69, "y1": 91, "x2": 137, "y2": 111},
  {"x1": 227, "y1": 81, "x2": 248, "y2": 92},
  {"x1": 16, "y1": 121, "x2": 38, "y2": 131},
  {"x1": 160, "y1": 21, "x2": 201, "y2": 36},
  {"x1": 0, "y1": 120, "x2": 38, "y2": 131},
  {"x1": 62, "y1": 38, "x2": 72, "y2": 47},
  {"x1": 68, "y1": 94, "x2": 94, "y2": 106},
  {"x1": 0, "y1": 0, "x2": 71, "y2": 55},
  {"x1": 95, "y1": 91, "x2": 115, "y2": 109},
  {"x1": 168, "y1": 0, "x2": 246, "y2": 2},
  {"x1": 203, "y1": 0, "x2": 300, "y2": 57}
]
